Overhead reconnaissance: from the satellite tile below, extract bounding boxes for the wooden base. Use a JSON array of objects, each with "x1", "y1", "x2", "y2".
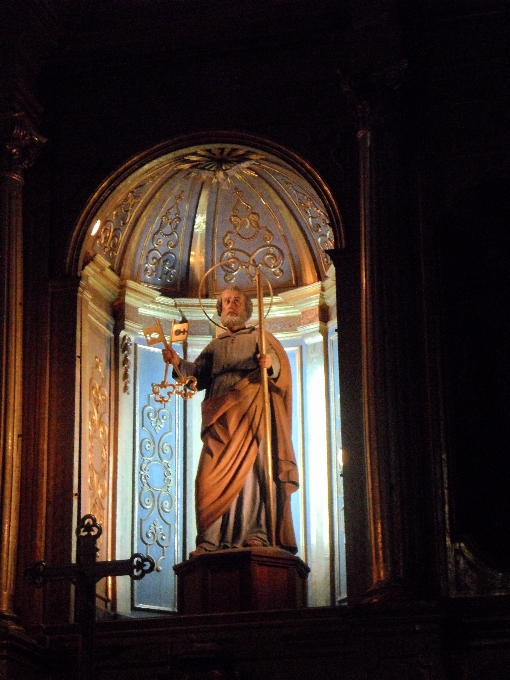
[{"x1": 173, "y1": 547, "x2": 310, "y2": 614}]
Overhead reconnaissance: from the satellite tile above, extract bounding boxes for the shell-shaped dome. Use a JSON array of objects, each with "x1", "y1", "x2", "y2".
[{"x1": 81, "y1": 144, "x2": 336, "y2": 297}]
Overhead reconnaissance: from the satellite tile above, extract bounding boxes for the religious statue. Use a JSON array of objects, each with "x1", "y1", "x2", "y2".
[{"x1": 162, "y1": 284, "x2": 299, "y2": 558}]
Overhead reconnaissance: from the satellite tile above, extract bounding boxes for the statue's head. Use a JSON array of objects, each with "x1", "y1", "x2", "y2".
[{"x1": 216, "y1": 286, "x2": 253, "y2": 329}]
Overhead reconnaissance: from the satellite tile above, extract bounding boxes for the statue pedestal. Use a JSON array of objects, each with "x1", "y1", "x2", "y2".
[{"x1": 173, "y1": 547, "x2": 309, "y2": 614}]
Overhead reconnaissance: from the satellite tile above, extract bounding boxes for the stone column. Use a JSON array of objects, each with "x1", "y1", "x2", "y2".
[{"x1": 0, "y1": 111, "x2": 44, "y2": 620}]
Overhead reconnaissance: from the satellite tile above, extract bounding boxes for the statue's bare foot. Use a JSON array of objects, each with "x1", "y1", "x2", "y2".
[{"x1": 244, "y1": 539, "x2": 265, "y2": 547}]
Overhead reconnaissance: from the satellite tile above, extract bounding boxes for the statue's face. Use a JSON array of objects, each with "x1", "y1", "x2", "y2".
[{"x1": 220, "y1": 289, "x2": 249, "y2": 330}]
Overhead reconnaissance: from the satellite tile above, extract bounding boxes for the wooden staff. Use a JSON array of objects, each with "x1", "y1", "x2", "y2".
[{"x1": 256, "y1": 270, "x2": 276, "y2": 546}]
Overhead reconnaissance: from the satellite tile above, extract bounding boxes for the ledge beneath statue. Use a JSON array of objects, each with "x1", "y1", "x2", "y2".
[{"x1": 173, "y1": 547, "x2": 310, "y2": 614}]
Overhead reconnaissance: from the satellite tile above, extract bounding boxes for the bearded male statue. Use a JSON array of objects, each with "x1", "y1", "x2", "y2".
[{"x1": 163, "y1": 286, "x2": 299, "y2": 558}]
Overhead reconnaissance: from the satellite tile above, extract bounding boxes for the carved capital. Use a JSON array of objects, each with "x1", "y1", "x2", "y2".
[
  {"x1": 338, "y1": 60, "x2": 409, "y2": 133},
  {"x1": 0, "y1": 111, "x2": 46, "y2": 178}
]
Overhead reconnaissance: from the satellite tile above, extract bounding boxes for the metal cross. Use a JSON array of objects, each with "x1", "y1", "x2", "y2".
[{"x1": 25, "y1": 514, "x2": 155, "y2": 680}]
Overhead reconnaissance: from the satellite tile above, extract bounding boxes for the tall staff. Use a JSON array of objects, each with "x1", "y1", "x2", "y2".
[{"x1": 256, "y1": 269, "x2": 276, "y2": 546}]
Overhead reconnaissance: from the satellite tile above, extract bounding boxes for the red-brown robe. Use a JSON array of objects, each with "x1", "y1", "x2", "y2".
[{"x1": 195, "y1": 331, "x2": 299, "y2": 553}]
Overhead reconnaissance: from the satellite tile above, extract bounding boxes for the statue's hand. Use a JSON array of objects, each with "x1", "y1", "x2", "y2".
[
  {"x1": 257, "y1": 353, "x2": 272, "y2": 369},
  {"x1": 162, "y1": 347, "x2": 180, "y2": 367}
]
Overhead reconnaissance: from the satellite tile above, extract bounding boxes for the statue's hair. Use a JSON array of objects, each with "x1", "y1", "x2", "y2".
[{"x1": 216, "y1": 285, "x2": 253, "y2": 320}]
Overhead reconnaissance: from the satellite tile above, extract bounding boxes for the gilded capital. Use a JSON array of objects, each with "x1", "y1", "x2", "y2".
[{"x1": 0, "y1": 111, "x2": 46, "y2": 179}]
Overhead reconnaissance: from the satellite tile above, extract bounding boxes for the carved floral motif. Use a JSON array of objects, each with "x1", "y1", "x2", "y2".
[{"x1": 88, "y1": 357, "x2": 109, "y2": 532}]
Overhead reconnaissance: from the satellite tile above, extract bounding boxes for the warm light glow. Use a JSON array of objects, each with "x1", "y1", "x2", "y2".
[{"x1": 91, "y1": 219, "x2": 101, "y2": 236}]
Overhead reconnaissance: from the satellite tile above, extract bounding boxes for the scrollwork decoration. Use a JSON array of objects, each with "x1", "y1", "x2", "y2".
[
  {"x1": 94, "y1": 172, "x2": 161, "y2": 262},
  {"x1": 453, "y1": 542, "x2": 510, "y2": 596},
  {"x1": 220, "y1": 189, "x2": 285, "y2": 281},
  {"x1": 143, "y1": 191, "x2": 184, "y2": 285},
  {"x1": 138, "y1": 402, "x2": 174, "y2": 571},
  {"x1": 283, "y1": 181, "x2": 334, "y2": 267}
]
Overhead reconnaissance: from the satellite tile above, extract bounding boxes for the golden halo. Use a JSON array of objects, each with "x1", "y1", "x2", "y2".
[{"x1": 198, "y1": 258, "x2": 274, "y2": 330}]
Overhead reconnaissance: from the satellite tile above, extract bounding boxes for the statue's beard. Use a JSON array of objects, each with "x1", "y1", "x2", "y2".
[{"x1": 222, "y1": 310, "x2": 249, "y2": 329}]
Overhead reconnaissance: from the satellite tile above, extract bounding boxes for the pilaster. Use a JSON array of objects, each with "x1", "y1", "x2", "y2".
[
  {"x1": 337, "y1": 26, "x2": 435, "y2": 600},
  {"x1": 0, "y1": 112, "x2": 44, "y2": 622}
]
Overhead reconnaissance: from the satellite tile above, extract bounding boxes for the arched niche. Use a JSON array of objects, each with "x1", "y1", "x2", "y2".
[{"x1": 70, "y1": 136, "x2": 347, "y2": 612}]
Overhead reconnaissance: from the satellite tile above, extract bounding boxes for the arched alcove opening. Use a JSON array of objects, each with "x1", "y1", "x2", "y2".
[{"x1": 70, "y1": 136, "x2": 347, "y2": 612}]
